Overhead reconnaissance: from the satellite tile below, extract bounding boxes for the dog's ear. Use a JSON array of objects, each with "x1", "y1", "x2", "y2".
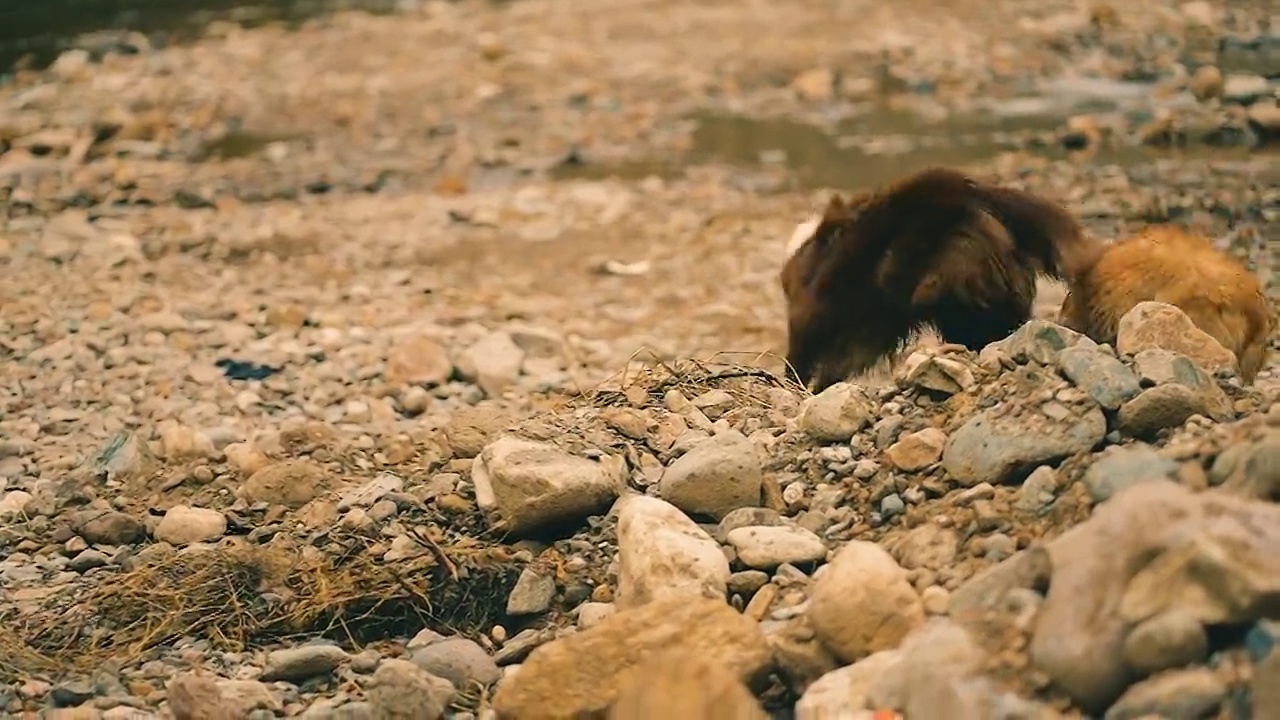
[
  {"x1": 784, "y1": 215, "x2": 821, "y2": 258},
  {"x1": 821, "y1": 194, "x2": 850, "y2": 221}
]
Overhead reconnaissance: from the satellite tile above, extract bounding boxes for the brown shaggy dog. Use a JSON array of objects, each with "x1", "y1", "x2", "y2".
[
  {"x1": 780, "y1": 167, "x2": 1103, "y2": 392},
  {"x1": 1058, "y1": 225, "x2": 1274, "y2": 384}
]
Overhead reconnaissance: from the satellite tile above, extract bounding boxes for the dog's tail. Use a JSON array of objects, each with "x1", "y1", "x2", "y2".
[{"x1": 968, "y1": 181, "x2": 1104, "y2": 283}]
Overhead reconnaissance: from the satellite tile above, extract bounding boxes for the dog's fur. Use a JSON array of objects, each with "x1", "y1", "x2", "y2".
[
  {"x1": 1058, "y1": 224, "x2": 1274, "y2": 384},
  {"x1": 779, "y1": 167, "x2": 1103, "y2": 392}
]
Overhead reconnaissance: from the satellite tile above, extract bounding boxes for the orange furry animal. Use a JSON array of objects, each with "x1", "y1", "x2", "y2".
[
  {"x1": 780, "y1": 167, "x2": 1103, "y2": 392},
  {"x1": 1058, "y1": 225, "x2": 1274, "y2": 384}
]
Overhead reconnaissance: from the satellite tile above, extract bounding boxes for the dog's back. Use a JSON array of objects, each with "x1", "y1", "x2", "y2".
[
  {"x1": 779, "y1": 167, "x2": 1096, "y2": 391},
  {"x1": 1059, "y1": 225, "x2": 1274, "y2": 383}
]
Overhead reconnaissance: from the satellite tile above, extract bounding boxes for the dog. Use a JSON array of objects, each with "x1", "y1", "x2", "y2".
[
  {"x1": 779, "y1": 166, "x2": 1103, "y2": 392},
  {"x1": 1058, "y1": 224, "x2": 1274, "y2": 384}
]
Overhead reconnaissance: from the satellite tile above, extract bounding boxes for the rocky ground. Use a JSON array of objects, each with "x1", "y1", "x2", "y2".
[{"x1": 1, "y1": 0, "x2": 1279, "y2": 718}]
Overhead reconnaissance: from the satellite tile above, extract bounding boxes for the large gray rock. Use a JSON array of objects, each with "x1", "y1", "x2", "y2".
[
  {"x1": 410, "y1": 637, "x2": 502, "y2": 690},
  {"x1": 1030, "y1": 480, "x2": 1280, "y2": 712},
  {"x1": 1080, "y1": 445, "x2": 1178, "y2": 503},
  {"x1": 943, "y1": 396, "x2": 1105, "y2": 486},
  {"x1": 1055, "y1": 345, "x2": 1141, "y2": 411},
  {"x1": 659, "y1": 430, "x2": 763, "y2": 520},
  {"x1": 992, "y1": 321, "x2": 1096, "y2": 366}
]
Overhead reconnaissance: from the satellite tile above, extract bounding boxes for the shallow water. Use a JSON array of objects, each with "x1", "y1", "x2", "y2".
[
  {"x1": 0, "y1": 0, "x2": 400, "y2": 73},
  {"x1": 553, "y1": 106, "x2": 1267, "y2": 193}
]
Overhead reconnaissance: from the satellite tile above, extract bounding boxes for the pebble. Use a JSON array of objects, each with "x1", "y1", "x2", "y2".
[
  {"x1": 883, "y1": 428, "x2": 947, "y2": 471},
  {"x1": 1013, "y1": 465, "x2": 1058, "y2": 513},
  {"x1": 1056, "y1": 345, "x2": 1142, "y2": 411},
  {"x1": 74, "y1": 509, "x2": 145, "y2": 545},
  {"x1": 471, "y1": 436, "x2": 625, "y2": 537},
  {"x1": 879, "y1": 494, "x2": 905, "y2": 518},
  {"x1": 260, "y1": 645, "x2": 350, "y2": 683},
  {"x1": 725, "y1": 525, "x2": 828, "y2": 568},
  {"x1": 152, "y1": 506, "x2": 227, "y2": 546},
  {"x1": 457, "y1": 331, "x2": 525, "y2": 398},
  {"x1": 920, "y1": 586, "x2": 950, "y2": 615},
  {"x1": 239, "y1": 460, "x2": 329, "y2": 509},
  {"x1": 798, "y1": 383, "x2": 875, "y2": 442},
  {"x1": 1116, "y1": 302, "x2": 1238, "y2": 378},
  {"x1": 728, "y1": 570, "x2": 771, "y2": 596},
  {"x1": 943, "y1": 391, "x2": 1106, "y2": 486},
  {"x1": 1081, "y1": 445, "x2": 1179, "y2": 503},
  {"x1": 506, "y1": 569, "x2": 556, "y2": 615},
  {"x1": 365, "y1": 659, "x2": 456, "y2": 718},
  {"x1": 491, "y1": 597, "x2": 771, "y2": 717},
  {"x1": 993, "y1": 321, "x2": 1095, "y2": 366},
  {"x1": 410, "y1": 637, "x2": 502, "y2": 689}
]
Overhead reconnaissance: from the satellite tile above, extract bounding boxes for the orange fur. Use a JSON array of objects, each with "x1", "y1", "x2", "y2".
[
  {"x1": 1058, "y1": 225, "x2": 1274, "y2": 384},
  {"x1": 780, "y1": 167, "x2": 1102, "y2": 392}
]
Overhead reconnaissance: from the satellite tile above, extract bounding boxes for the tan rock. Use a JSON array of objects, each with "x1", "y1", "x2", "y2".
[
  {"x1": 491, "y1": 597, "x2": 772, "y2": 719},
  {"x1": 167, "y1": 673, "x2": 237, "y2": 720},
  {"x1": 798, "y1": 383, "x2": 875, "y2": 442},
  {"x1": 1188, "y1": 65, "x2": 1224, "y2": 103},
  {"x1": 808, "y1": 540, "x2": 924, "y2": 663},
  {"x1": 472, "y1": 436, "x2": 625, "y2": 537},
  {"x1": 157, "y1": 421, "x2": 215, "y2": 460},
  {"x1": 658, "y1": 430, "x2": 763, "y2": 520},
  {"x1": 899, "y1": 353, "x2": 976, "y2": 395},
  {"x1": 1115, "y1": 301, "x2": 1238, "y2": 377},
  {"x1": 386, "y1": 335, "x2": 453, "y2": 386},
  {"x1": 884, "y1": 428, "x2": 948, "y2": 472},
  {"x1": 884, "y1": 523, "x2": 959, "y2": 571},
  {"x1": 614, "y1": 494, "x2": 729, "y2": 609},
  {"x1": 153, "y1": 505, "x2": 227, "y2": 546},
  {"x1": 366, "y1": 658, "x2": 454, "y2": 719},
  {"x1": 238, "y1": 460, "x2": 329, "y2": 508},
  {"x1": 791, "y1": 67, "x2": 836, "y2": 102},
  {"x1": 864, "y1": 619, "x2": 998, "y2": 719},
  {"x1": 223, "y1": 442, "x2": 270, "y2": 477},
  {"x1": 795, "y1": 649, "x2": 902, "y2": 719},
  {"x1": 609, "y1": 649, "x2": 768, "y2": 720}
]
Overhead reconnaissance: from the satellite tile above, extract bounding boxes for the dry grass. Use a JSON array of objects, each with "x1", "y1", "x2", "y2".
[
  {"x1": 586, "y1": 350, "x2": 808, "y2": 410},
  {"x1": 0, "y1": 530, "x2": 521, "y2": 682}
]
